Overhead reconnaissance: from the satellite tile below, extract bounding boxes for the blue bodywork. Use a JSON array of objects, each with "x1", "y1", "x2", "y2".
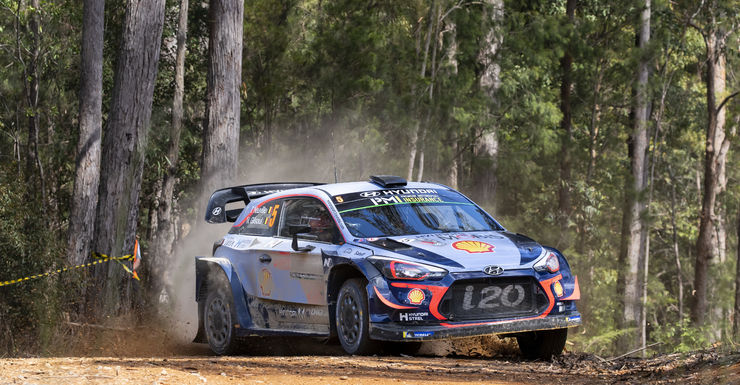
[{"x1": 194, "y1": 181, "x2": 581, "y2": 343}]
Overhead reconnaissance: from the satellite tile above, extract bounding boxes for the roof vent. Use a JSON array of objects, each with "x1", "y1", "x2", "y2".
[{"x1": 369, "y1": 175, "x2": 407, "y2": 188}]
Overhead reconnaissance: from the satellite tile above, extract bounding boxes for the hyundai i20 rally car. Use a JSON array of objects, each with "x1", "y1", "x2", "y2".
[{"x1": 194, "y1": 175, "x2": 581, "y2": 358}]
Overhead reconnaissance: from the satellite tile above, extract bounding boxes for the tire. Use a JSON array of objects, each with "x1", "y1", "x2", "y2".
[
  {"x1": 516, "y1": 328, "x2": 567, "y2": 360},
  {"x1": 204, "y1": 273, "x2": 240, "y2": 355},
  {"x1": 336, "y1": 278, "x2": 379, "y2": 355}
]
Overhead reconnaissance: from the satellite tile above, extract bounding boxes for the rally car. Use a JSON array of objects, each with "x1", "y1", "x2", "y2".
[{"x1": 194, "y1": 175, "x2": 581, "y2": 359}]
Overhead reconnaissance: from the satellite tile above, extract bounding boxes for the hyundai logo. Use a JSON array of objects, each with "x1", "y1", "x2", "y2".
[
  {"x1": 483, "y1": 265, "x2": 504, "y2": 276},
  {"x1": 360, "y1": 191, "x2": 381, "y2": 197}
]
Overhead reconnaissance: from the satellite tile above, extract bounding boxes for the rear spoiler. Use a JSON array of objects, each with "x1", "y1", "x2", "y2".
[{"x1": 205, "y1": 182, "x2": 324, "y2": 223}]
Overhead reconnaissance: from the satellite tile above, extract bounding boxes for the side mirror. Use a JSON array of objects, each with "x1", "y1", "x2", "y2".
[{"x1": 288, "y1": 224, "x2": 315, "y2": 252}]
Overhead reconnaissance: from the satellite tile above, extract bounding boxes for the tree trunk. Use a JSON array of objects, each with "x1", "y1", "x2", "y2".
[
  {"x1": 68, "y1": 0, "x2": 104, "y2": 266},
  {"x1": 23, "y1": 0, "x2": 44, "y2": 205},
  {"x1": 669, "y1": 165, "x2": 684, "y2": 325},
  {"x1": 586, "y1": 63, "x2": 604, "y2": 183},
  {"x1": 733, "y1": 209, "x2": 740, "y2": 339},
  {"x1": 477, "y1": 0, "x2": 503, "y2": 209},
  {"x1": 618, "y1": 0, "x2": 650, "y2": 350},
  {"x1": 91, "y1": 0, "x2": 166, "y2": 318},
  {"x1": 152, "y1": 0, "x2": 188, "y2": 293},
  {"x1": 202, "y1": 0, "x2": 244, "y2": 194},
  {"x1": 557, "y1": 0, "x2": 576, "y2": 224},
  {"x1": 407, "y1": 1, "x2": 435, "y2": 181},
  {"x1": 692, "y1": 31, "x2": 729, "y2": 327}
]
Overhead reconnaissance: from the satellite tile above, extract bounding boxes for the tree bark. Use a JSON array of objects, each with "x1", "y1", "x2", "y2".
[
  {"x1": 668, "y1": 165, "x2": 684, "y2": 325},
  {"x1": 692, "y1": 30, "x2": 729, "y2": 326},
  {"x1": 68, "y1": 0, "x2": 104, "y2": 266},
  {"x1": 734, "y1": 209, "x2": 740, "y2": 339},
  {"x1": 91, "y1": 0, "x2": 166, "y2": 318},
  {"x1": 407, "y1": 1, "x2": 435, "y2": 182},
  {"x1": 557, "y1": 0, "x2": 576, "y2": 223},
  {"x1": 152, "y1": 0, "x2": 188, "y2": 290},
  {"x1": 477, "y1": 0, "x2": 503, "y2": 209},
  {"x1": 23, "y1": 0, "x2": 45, "y2": 205},
  {"x1": 618, "y1": 0, "x2": 650, "y2": 350},
  {"x1": 202, "y1": 0, "x2": 244, "y2": 194}
]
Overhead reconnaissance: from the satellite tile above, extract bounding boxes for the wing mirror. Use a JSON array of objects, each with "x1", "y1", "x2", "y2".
[{"x1": 288, "y1": 224, "x2": 315, "y2": 252}]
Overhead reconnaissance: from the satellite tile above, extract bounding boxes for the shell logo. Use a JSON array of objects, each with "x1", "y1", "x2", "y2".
[
  {"x1": 407, "y1": 288, "x2": 425, "y2": 305},
  {"x1": 553, "y1": 281, "x2": 564, "y2": 297},
  {"x1": 452, "y1": 240, "x2": 495, "y2": 253},
  {"x1": 259, "y1": 268, "x2": 273, "y2": 296}
]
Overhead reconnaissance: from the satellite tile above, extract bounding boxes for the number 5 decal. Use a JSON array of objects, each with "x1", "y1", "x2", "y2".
[{"x1": 267, "y1": 204, "x2": 280, "y2": 227}]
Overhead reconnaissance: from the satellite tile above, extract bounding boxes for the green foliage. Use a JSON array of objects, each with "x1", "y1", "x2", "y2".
[{"x1": 1, "y1": 0, "x2": 740, "y2": 358}]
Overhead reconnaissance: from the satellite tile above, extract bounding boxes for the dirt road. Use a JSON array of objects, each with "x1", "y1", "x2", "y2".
[{"x1": 1, "y1": 332, "x2": 738, "y2": 385}]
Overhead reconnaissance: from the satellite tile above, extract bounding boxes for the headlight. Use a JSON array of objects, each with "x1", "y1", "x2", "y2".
[
  {"x1": 368, "y1": 256, "x2": 447, "y2": 281},
  {"x1": 533, "y1": 251, "x2": 560, "y2": 273}
]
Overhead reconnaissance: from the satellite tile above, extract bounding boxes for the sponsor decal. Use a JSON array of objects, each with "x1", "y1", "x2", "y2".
[
  {"x1": 567, "y1": 315, "x2": 581, "y2": 323},
  {"x1": 407, "y1": 288, "x2": 425, "y2": 305},
  {"x1": 360, "y1": 191, "x2": 381, "y2": 198},
  {"x1": 452, "y1": 240, "x2": 495, "y2": 253},
  {"x1": 399, "y1": 312, "x2": 429, "y2": 322},
  {"x1": 290, "y1": 272, "x2": 322, "y2": 280},
  {"x1": 323, "y1": 258, "x2": 333, "y2": 269},
  {"x1": 259, "y1": 268, "x2": 273, "y2": 296},
  {"x1": 553, "y1": 281, "x2": 564, "y2": 297},
  {"x1": 402, "y1": 331, "x2": 434, "y2": 338},
  {"x1": 483, "y1": 265, "x2": 504, "y2": 276},
  {"x1": 211, "y1": 207, "x2": 222, "y2": 216},
  {"x1": 335, "y1": 196, "x2": 344, "y2": 203},
  {"x1": 398, "y1": 238, "x2": 444, "y2": 247},
  {"x1": 276, "y1": 304, "x2": 328, "y2": 320},
  {"x1": 367, "y1": 195, "x2": 443, "y2": 207}
]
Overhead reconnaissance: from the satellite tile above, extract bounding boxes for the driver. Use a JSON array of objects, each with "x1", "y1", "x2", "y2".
[{"x1": 308, "y1": 209, "x2": 335, "y2": 243}]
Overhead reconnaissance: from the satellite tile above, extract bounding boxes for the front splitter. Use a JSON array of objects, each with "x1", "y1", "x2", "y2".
[{"x1": 369, "y1": 313, "x2": 581, "y2": 341}]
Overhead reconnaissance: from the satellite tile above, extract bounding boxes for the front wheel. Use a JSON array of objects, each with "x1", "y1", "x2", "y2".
[
  {"x1": 204, "y1": 274, "x2": 240, "y2": 355},
  {"x1": 336, "y1": 278, "x2": 379, "y2": 355},
  {"x1": 516, "y1": 328, "x2": 567, "y2": 360}
]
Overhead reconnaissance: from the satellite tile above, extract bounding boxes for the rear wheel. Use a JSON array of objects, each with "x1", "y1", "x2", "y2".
[
  {"x1": 204, "y1": 273, "x2": 240, "y2": 355},
  {"x1": 336, "y1": 278, "x2": 379, "y2": 355},
  {"x1": 516, "y1": 328, "x2": 567, "y2": 360}
]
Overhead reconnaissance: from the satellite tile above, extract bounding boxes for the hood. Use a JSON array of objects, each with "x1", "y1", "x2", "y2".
[{"x1": 368, "y1": 231, "x2": 543, "y2": 271}]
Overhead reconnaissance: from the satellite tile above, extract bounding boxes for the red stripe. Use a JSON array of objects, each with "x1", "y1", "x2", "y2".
[{"x1": 373, "y1": 286, "x2": 414, "y2": 309}]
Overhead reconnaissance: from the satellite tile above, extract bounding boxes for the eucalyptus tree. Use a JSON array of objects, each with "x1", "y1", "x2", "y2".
[
  {"x1": 682, "y1": 0, "x2": 740, "y2": 327},
  {"x1": 68, "y1": 0, "x2": 104, "y2": 266},
  {"x1": 201, "y1": 0, "x2": 243, "y2": 193},
  {"x1": 92, "y1": 0, "x2": 166, "y2": 317}
]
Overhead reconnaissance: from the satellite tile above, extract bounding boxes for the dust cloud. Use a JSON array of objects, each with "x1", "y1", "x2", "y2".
[{"x1": 155, "y1": 145, "x2": 357, "y2": 347}]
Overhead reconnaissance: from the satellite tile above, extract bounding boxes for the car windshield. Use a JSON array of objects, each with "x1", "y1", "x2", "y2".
[{"x1": 332, "y1": 188, "x2": 503, "y2": 238}]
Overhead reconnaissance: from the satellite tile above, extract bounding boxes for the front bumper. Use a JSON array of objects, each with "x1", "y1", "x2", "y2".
[{"x1": 369, "y1": 312, "x2": 581, "y2": 341}]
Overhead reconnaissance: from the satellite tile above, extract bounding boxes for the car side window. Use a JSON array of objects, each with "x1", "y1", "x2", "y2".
[
  {"x1": 235, "y1": 200, "x2": 283, "y2": 236},
  {"x1": 278, "y1": 198, "x2": 342, "y2": 244}
]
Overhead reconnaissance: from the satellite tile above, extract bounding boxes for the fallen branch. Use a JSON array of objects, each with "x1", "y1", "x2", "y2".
[{"x1": 608, "y1": 342, "x2": 662, "y2": 361}]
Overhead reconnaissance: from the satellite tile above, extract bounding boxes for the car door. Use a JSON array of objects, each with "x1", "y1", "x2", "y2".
[{"x1": 252, "y1": 196, "x2": 342, "y2": 333}]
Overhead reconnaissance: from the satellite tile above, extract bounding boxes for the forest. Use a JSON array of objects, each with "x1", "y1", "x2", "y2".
[{"x1": 0, "y1": 0, "x2": 739, "y2": 358}]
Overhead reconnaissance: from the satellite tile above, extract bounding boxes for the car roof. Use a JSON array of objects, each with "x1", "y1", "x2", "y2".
[{"x1": 312, "y1": 181, "x2": 451, "y2": 196}]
